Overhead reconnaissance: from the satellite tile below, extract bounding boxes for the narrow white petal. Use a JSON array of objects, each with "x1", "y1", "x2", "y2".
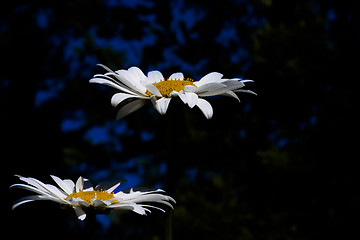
[
  {"x1": 170, "y1": 91, "x2": 187, "y2": 104},
  {"x1": 196, "y1": 98, "x2": 213, "y2": 119},
  {"x1": 111, "y1": 92, "x2": 147, "y2": 107},
  {"x1": 75, "y1": 177, "x2": 84, "y2": 192},
  {"x1": 97, "y1": 63, "x2": 114, "y2": 72},
  {"x1": 108, "y1": 71, "x2": 146, "y2": 94},
  {"x1": 111, "y1": 202, "x2": 148, "y2": 215},
  {"x1": 195, "y1": 83, "x2": 227, "y2": 97},
  {"x1": 147, "y1": 70, "x2": 164, "y2": 83},
  {"x1": 168, "y1": 72, "x2": 184, "y2": 80},
  {"x1": 14, "y1": 175, "x2": 67, "y2": 200},
  {"x1": 127, "y1": 66, "x2": 147, "y2": 81},
  {"x1": 12, "y1": 195, "x2": 54, "y2": 209},
  {"x1": 73, "y1": 206, "x2": 86, "y2": 221},
  {"x1": 10, "y1": 183, "x2": 66, "y2": 203},
  {"x1": 116, "y1": 99, "x2": 146, "y2": 119},
  {"x1": 145, "y1": 84, "x2": 162, "y2": 97},
  {"x1": 50, "y1": 175, "x2": 74, "y2": 195},
  {"x1": 185, "y1": 92, "x2": 198, "y2": 108},
  {"x1": 184, "y1": 85, "x2": 196, "y2": 92},
  {"x1": 233, "y1": 89, "x2": 257, "y2": 95},
  {"x1": 45, "y1": 184, "x2": 68, "y2": 199},
  {"x1": 221, "y1": 91, "x2": 240, "y2": 101},
  {"x1": 221, "y1": 80, "x2": 245, "y2": 90},
  {"x1": 195, "y1": 72, "x2": 223, "y2": 87},
  {"x1": 152, "y1": 97, "x2": 171, "y2": 115},
  {"x1": 92, "y1": 200, "x2": 111, "y2": 207},
  {"x1": 106, "y1": 182, "x2": 121, "y2": 194}
]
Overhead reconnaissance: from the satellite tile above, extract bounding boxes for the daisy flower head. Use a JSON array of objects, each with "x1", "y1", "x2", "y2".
[
  {"x1": 11, "y1": 175, "x2": 175, "y2": 221},
  {"x1": 90, "y1": 64, "x2": 256, "y2": 119}
]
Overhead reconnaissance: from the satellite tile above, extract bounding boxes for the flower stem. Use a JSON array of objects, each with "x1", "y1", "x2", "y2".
[{"x1": 164, "y1": 210, "x2": 173, "y2": 240}]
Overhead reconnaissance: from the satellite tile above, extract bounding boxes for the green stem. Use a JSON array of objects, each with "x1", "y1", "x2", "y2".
[{"x1": 164, "y1": 210, "x2": 173, "y2": 240}]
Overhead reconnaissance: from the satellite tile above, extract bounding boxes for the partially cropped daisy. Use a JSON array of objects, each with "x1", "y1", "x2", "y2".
[
  {"x1": 11, "y1": 175, "x2": 175, "y2": 221},
  {"x1": 90, "y1": 64, "x2": 256, "y2": 119}
]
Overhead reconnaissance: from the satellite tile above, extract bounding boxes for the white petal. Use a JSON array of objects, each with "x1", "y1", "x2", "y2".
[
  {"x1": 11, "y1": 183, "x2": 64, "y2": 202},
  {"x1": 97, "y1": 63, "x2": 114, "y2": 72},
  {"x1": 152, "y1": 97, "x2": 171, "y2": 115},
  {"x1": 170, "y1": 91, "x2": 187, "y2": 104},
  {"x1": 92, "y1": 199, "x2": 111, "y2": 207},
  {"x1": 145, "y1": 84, "x2": 162, "y2": 97},
  {"x1": 111, "y1": 93, "x2": 148, "y2": 107},
  {"x1": 195, "y1": 72, "x2": 223, "y2": 87},
  {"x1": 127, "y1": 66, "x2": 147, "y2": 81},
  {"x1": 184, "y1": 85, "x2": 197, "y2": 92},
  {"x1": 75, "y1": 177, "x2": 84, "y2": 192},
  {"x1": 50, "y1": 175, "x2": 74, "y2": 195},
  {"x1": 195, "y1": 83, "x2": 227, "y2": 97},
  {"x1": 106, "y1": 182, "x2": 121, "y2": 194},
  {"x1": 196, "y1": 98, "x2": 213, "y2": 119},
  {"x1": 116, "y1": 99, "x2": 146, "y2": 119},
  {"x1": 12, "y1": 195, "x2": 55, "y2": 209},
  {"x1": 147, "y1": 70, "x2": 164, "y2": 83},
  {"x1": 221, "y1": 91, "x2": 240, "y2": 101},
  {"x1": 73, "y1": 206, "x2": 86, "y2": 221},
  {"x1": 221, "y1": 80, "x2": 245, "y2": 90},
  {"x1": 109, "y1": 71, "x2": 146, "y2": 94},
  {"x1": 184, "y1": 92, "x2": 198, "y2": 108},
  {"x1": 233, "y1": 89, "x2": 257, "y2": 95},
  {"x1": 14, "y1": 175, "x2": 67, "y2": 200},
  {"x1": 168, "y1": 72, "x2": 184, "y2": 80}
]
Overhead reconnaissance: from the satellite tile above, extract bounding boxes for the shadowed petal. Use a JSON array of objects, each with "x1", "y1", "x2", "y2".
[
  {"x1": 116, "y1": 99, "x2": 146, "y2": 119},
  {"x1": 196, "y1": 98, "x2": 213, "y2": 119},
  {"x1": 73, "y1": 206, "x2": 86, "y2": 221},
  {"x1": 111, "y1": 93, "x2": 148, "y2": 107}
]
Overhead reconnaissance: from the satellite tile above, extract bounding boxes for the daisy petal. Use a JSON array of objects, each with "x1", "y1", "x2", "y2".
[
  {"x1": 145, "y1": 84, "x2": 162, "y2": 97},
  {"x1": 196, "y1": 98, "x2": 213, "y2": 119},
  {"x1": 152, "y1": 97, "x2": 171, "y2": 115},
  {"x1": 106, "y1": 182, "x2": 121, "y2": 194},
  {"x1": 116, "y1": 99, "x2": 146, "y2": 119},
  {"x1": 185, "y1": 92, "x2": 198, "y2": 108},
  {"x1": 170, "y1": 91, "x2": 188, "y2": 104},
  {"x1": 73, "y1": 206, "x2": 86, "y2": 221},
  {"x1": 168, "y1": 72, "x2": 184, "y2": 80},
  {"x1": 222, "y1": 91, "x2": 240, "y2": 101},
  {"x1": 75, "y1": 177, "x2": 84, "y2": 192},
  {"x1": 195, "y1": 72, "x2": 223, "y2": 87},
  {"x1": 147, "y1": 70, "x2": 164, "y2": 83},
  {"x1": 111, "y1": 93, "x2": 147, "y2": 107},
  {"x1": 50, "y1": 175, "x2": 74, "y2": 195},
  {"x1": 12, "y1": 195, "x2": 54, "y2": 209},
  {"x1": 127, "y1": 66, "x2": 147, "y2": 81}
]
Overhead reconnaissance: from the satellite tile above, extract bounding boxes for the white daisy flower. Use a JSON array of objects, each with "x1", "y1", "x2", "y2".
[
  {"x1": 11, "y1": 175, "x2": 175, "y2": 221},
  {"x1": 90, "y1": 64, "x2": 256, "y2": 119}
]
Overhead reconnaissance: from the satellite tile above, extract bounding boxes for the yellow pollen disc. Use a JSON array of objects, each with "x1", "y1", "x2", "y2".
[
  {"x1": 146, "y1": 78, "x2": 197, "y2": 97},
  {"x1": 65, "y1": 190, "x2": 119, "y2": 204}
]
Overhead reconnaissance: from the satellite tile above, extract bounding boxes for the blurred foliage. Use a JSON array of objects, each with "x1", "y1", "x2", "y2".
[{"x1": 2, "y1": 0, "x2": 359, "y2": 239}]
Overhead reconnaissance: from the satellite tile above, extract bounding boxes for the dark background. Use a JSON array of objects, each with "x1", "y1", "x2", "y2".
[{"x1": 2, "y1": 0, "x2": 359, "y2": 239}]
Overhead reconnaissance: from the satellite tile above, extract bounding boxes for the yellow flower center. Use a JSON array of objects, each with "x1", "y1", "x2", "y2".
[
  {"x1": 65, "y1": 190, "x2": 119, "y2": 204},
  {"x1": 146, "y1": 78, "x2": 197, "y2": 97}
]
